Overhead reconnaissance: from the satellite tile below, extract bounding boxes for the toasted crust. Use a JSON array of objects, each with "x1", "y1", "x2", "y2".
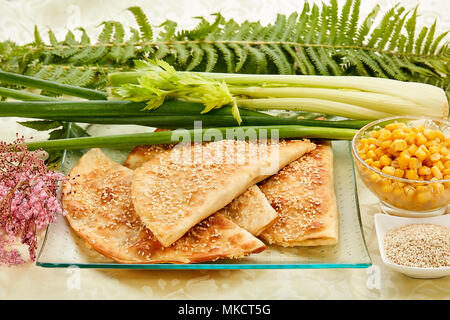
[
  {"x1": 258, "y1": 142, "x2": 339, "y2": 246},
  {"x1": 131, "y1": 139, "x2": 315, "y2": 246},
  {"x1": 124, "y1": 144, "x2": 176, "y2": 170},
  {"x1": 62, "y1": 148, "x2": 265, "y2": 264}
]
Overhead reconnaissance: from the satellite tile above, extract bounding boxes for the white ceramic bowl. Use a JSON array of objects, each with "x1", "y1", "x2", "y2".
[{"x1": 374, "y1": 213, "x2": 450, "y2": 279}]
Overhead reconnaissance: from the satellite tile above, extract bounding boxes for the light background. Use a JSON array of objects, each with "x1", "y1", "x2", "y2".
[{"x1": 0, "y1": 0, "x2": 448, "y2": 299}]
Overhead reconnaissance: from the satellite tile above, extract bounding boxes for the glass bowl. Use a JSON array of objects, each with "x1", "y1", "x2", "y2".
[{"x1": 352, "y1": 116, "x2": 450, "y2": 217}]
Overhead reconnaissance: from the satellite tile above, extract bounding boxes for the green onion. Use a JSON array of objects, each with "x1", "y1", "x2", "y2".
[
  {"x1": 26, "y1": 126, "x2": 357, "y2": 151},
  {"x1": 40, "y1": 115, "x2": 369, "y2": 129},
  {"x1": 0, "y1": 70, "x2": 107, "y2": 100},
  {"x1": 0, "y1": 87, "x2": 58, "y2": 101},
  {"x1": 0, "y1": 99, "x2": 369, "y2": 129}
]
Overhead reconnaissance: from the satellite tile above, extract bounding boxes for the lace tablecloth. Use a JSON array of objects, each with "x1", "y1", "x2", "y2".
[{"x1": 0, "y1": 0, "x2": 448, "y2": 300}]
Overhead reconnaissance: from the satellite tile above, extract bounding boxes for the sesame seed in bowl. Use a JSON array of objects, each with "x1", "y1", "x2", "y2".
[{"x1": 374, "y1": 213, "x2": 450, "y2": 279}]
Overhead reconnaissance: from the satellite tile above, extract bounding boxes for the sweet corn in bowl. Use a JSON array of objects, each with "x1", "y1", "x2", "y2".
[{"x1": 352, "y1": 116, "x2": 450, "y2": 217}]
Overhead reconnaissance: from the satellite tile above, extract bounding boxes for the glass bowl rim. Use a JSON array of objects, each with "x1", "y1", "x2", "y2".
[{"x1": 351, "y1": 115, "x2": 450, "y2": 185}]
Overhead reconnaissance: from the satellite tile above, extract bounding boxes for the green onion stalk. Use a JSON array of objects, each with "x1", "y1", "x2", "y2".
[
  {"x1": 0, "y1": 100, "x2": 369, "y2": 129},
  {"x1": 26, "y1": 125, "x2": 358, "y2": 151},
  {"x1": 0, "y1": 70, "x2": 107, "y2": 100}
]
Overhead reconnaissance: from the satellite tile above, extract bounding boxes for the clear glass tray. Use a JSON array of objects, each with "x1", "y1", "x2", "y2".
[{"x1": 36, "y1": 134, "x2": 371, "y2": 269}]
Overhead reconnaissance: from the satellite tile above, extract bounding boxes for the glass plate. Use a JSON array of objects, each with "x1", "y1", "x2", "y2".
[{"x1": 36, "y1": 131, "x2": 371, "y2": 269}]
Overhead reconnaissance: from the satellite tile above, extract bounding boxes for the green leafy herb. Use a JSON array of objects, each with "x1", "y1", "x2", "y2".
[{"x1": 111, "y1": 59, "x2": 242, "y2": 123}]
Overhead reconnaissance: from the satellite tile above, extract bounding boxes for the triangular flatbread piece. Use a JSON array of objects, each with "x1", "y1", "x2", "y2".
[
  {"x1": 62, "y1": 148, "x2": 265, "y2": 263},
  {"x1": 125, "y1": 144, "x2": 278, "y2": 236},
  {"x1": 131, "y1": 139, "x2": 315, "y2": 246},
  {"x1": 259, "y1": 142, "x2": 339, "y2": 246}
]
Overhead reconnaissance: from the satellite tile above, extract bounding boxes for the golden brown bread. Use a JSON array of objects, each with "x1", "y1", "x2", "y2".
[
  {"x1": 218, "y1": 185, "x2": 277, "y2": 236},
  {"x1": 62, "y1": 148, "x2": 266, "y2": 263},
  {"x1": 258, "y1": 142, "x2": 339, "y2": 246},
  {"x1": 131, "y1": 139, "x2": 316, "y2": 246},
  {"x1": 124, "y1": 144, "x2": 278, "y2": 236}
]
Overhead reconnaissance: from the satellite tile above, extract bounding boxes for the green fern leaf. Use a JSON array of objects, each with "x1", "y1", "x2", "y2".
[
  {"x1": 128, "y1": 6, "x2": 153, "y2": 41},
  {"x1": 422, "y1": 20, "x2": 437, "y2": 54},
  {"x1": 405, "y1": 6, "x2": 418, "y2": 53}
]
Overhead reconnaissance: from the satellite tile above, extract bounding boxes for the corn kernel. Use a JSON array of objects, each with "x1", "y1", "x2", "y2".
[
  {"x1": 444, "y1": 168, "x2": 450, "y2": 176},
  {"x1": 408, "y1": 157, "x2": 421, "y2": 170},
  {"x1": 379, "y1": 155, "x2": 392, "y2": 166},
  {"x1": 407, "y1": 144, "x2": 418, "y2": 155},
  {"x1": 371, "y1": 161, "x2": 381, "y2": 169},
  {"x1": 398, "y1": 154, "x2": 411, "y2": 169},
  {"x1": 405, "y1": 132, "x2": 416, "y2": 145},
  {"x1": 440, "y1": 147, "x2": 448, "y2": 156},
  {"x1": 430, "y1": 183, "x2": 444, "y2": 194},
  {"x1": 423, "y1": 158, "x2": 434, "y2": 167},
  {"x1": 367, "y1": 137, "x2": 377, "y2": 145},
  {"x1": 380, "y1": 140, "x2": 392, "y2": 149},
  {"x1": 418, "y1": 166, "x2": 431, "y2": 176},
  {"x1": 430, "y1": 153, "x2": 442, "y2": 162},
  {"x1": 415, "y1": 145, "x2": 429, "y2": 161},
  {"x1": 378, "y1": 129, "x2": 392, "y2": 141},
  {"x1": 405, "y1": 169, "x2": 418, "y2": 180},
  {"x1": 412, "y1": 125, "x2": 425, "y2": 133},
  {"x1": 367, "y1": 150, "x2": 376, "y2": 159},
  {"x1": 368, "y1": 143, "x2": 377, "y2": 150},
  {"x1": 391, "y1": 159, "x2": 399, "y2": 168},
  {"x1": 415, "y1": 133, "x2": 427, "y2": 145},
  {"x1": 431, "y1": 166, "x2": 443, "y2": 179},
  {"x1": 434, "y1": 160, "x2": 445, "y2": 172},
  {"x1": 375, "y1": 147, "x2": 385, "y2": 157},
  {"x1": 404, "y1": 185, "x2": 416, "y2": 199},
  {"x1": 426, "y1": 140, "x2": 439, "y2": 148},
  {"x1": 435, "y1": 131, "x2": 445, "y2": 141},
  {"x1": 429, "y1": 146, "x2": 441, "y2": 154},
  {"x1": 381, "y1": 166, "x2": 396, "y2": 176},
  {"x1": 423, "y1": 128, "x2": 436, "y2": 140},
  {"x1": 391, "y1": 139, "x2": 407, "y2": 152},
  {"x1": 399, "y1": 150, "x2": 410, "y2": 157},
  {"x1": 364, "y1": 158, "x2": 374, "y2": 166},
  {"x1": 381, "y1": 184, "x2": 392, "y2": 193},
  {"x1": 394, "y1": 168, "x2": 404, "y2": 178},
  {"x1": 392, "y1": 187, "x2": 403, "y2": 197},
  {"x1": 385, "y1": 123, "x2": 399, "y2": 131},
  {"x1": 392, "y1": 129, "x2": 407, "y2": 140},
  {"x1": 369, "y1": 130, "x2": 380, "y2": 138},
  {"x1": 416, "y1": 190, "x2": 432, "y2": 203},
  {"x1": 370, "y1": 173, "x2": 381, "y2": 183}
]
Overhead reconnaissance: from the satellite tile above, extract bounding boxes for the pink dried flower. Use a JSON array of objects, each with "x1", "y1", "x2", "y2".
[{"x1": 0, "y1": 135, "x2": 66, "y2": 265}]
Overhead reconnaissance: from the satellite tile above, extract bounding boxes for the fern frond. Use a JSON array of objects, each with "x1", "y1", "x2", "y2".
[
  {"x1": 127, "y1": 6, "x2": 153, "y2": 41},
  {"x1": 1, "y1": 0, "x2": 448, "y2": 100}
]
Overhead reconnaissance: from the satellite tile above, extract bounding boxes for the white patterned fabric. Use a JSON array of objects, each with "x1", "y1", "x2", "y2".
[{"x1": 0, "y1": 0, "x2": 448, "y2": 299}]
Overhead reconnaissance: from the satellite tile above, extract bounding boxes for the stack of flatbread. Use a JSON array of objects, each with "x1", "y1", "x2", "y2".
[{"x1": 62, "y1": 137, "x2": 339, "y2": 264}]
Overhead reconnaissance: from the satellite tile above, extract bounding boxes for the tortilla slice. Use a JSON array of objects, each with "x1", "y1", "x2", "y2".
[
  {"x1": 124, "y1": 144, "x2": 278, "y2": 236},
  {"x1": 62, "y1": 148, "x2": 265, "y2": 264},
  {"x1": 131, "y1": 139, "x2": 315, "y2": 246},
  {"x1": 258, "y1": 142, "x2": 339, "y2": 246},
  {"x1": 217, "y1": 185, "x2": 277, "y2": 236}
]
